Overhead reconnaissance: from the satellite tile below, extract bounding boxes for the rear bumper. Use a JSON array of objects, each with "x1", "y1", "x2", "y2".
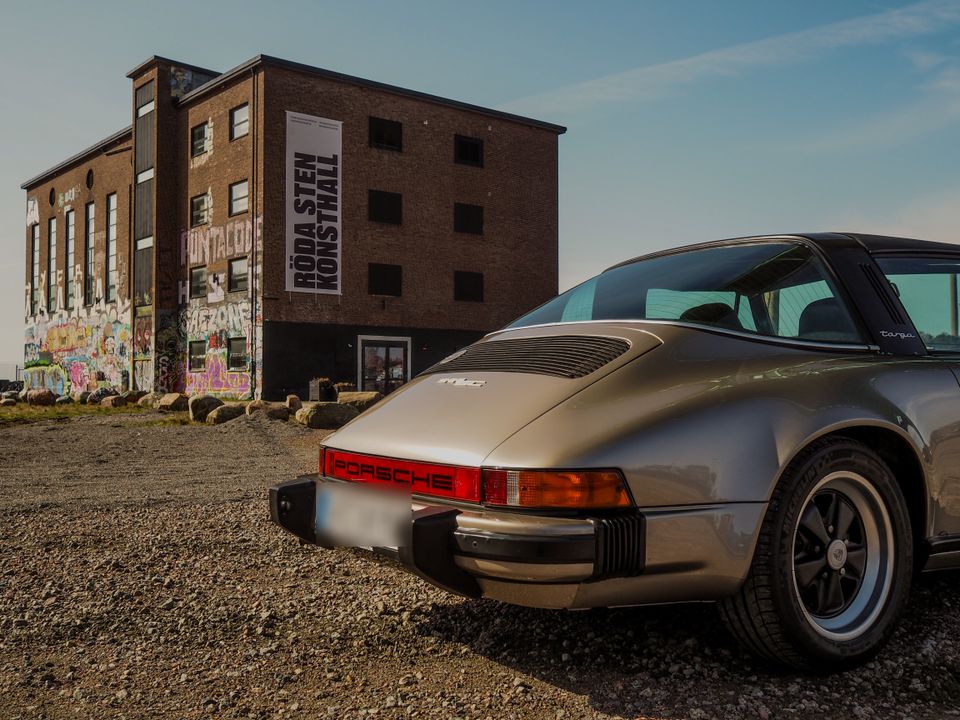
[{"x1": 269, "y1": 475, "x2": 765, "y2": 609}]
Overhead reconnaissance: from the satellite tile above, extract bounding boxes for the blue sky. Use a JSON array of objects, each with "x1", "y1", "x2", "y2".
[{"x1": 1, "y1": 0, "x2": 959, "y2": 375}]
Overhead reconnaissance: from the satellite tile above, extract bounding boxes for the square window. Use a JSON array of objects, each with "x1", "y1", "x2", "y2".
[
  {"x1": 368, "y1": 263, "x2": 402, "y2": 296},
  {"x1": 191, "y1": 194, "x2": 209, "y2": 227},
  {"x1": 369, "y1": 116, "x2": 402, "y2": 151},
  {"x1": 191, "y1": 122, "x2": 208, "y2": 157},
  {"x1": 230, "y1": 103, "x2": 249, "y2": 140},
  {"x1": 454, "y1": 271, "x2": 484, "y2": 302},
  {"x1": 454, "y1": 203, "x2": 483, "y2": 235},
  {"x1": 228, "y1": 257, "x2": 248, "y2": 293},
  {"x1": 189, "y1": 340, "x2": 207, "y2": 371},
  {"x1": 190, "y1": 266, "x2": 207, "y2": 299},
  {"x1": 368, "y1": 190, "x2": 402, "y2": 224},
  {"x1": 454, "y1": 135, "x2": 484, "y2": 167},
  {"x1": 228, "y1": 337, "x2": 247, "y2": 371},
  {"x1": 229, "y1": 180, "x2": 249, "y2": 216}
]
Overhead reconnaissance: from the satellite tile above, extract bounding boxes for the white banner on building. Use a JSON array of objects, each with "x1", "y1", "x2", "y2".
[{"x1": 285, "y1": 111, "x2": 342, "y2": 294}]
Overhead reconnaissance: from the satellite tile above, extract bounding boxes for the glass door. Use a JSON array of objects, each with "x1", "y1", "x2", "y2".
[{"x1": 360, "y1": 337, "x2": 409, "y2": 394}]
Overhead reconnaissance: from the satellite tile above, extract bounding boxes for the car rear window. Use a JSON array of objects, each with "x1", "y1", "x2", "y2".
[{"x1": 510, "y1": 241, "x2": 864, "y2": 344}]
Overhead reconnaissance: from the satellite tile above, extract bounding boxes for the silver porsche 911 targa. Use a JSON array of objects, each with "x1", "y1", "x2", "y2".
[{"x1": 271, "y1": 233, "x2": 960, "y2": 670}]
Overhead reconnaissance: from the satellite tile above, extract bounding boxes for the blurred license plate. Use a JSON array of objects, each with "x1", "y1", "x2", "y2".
[{"x1": 315, "y1": 482, "x2": 409, "y2": 549}]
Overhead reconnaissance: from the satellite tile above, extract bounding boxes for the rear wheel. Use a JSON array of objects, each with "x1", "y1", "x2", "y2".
[{"x1": 719, "y1": 437, "x2": 913, "y2": 670}]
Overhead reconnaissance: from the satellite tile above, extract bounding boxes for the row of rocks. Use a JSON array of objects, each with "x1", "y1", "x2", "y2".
[{"x1": 1, "y1": 387, "x2": 148, "y2": 408}]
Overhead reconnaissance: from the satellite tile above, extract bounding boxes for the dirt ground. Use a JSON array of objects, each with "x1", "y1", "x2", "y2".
[{"x1": 2, "y1": 410, "x2": 960, "y2": 719}]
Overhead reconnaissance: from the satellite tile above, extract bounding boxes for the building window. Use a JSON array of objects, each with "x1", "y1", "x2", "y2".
[
  {"x1": 86, "y1": 169, "x2": 94, "y2": 189},
  {"x1": 65, "y1": 210, "x2": 75, "y2": 309},
  {"x1": 191, "y1": 194, "x2": 209, "y2": 227},
  {"x1": 228, "y1": 257, "x2": 248, "y2": 293},
  {"x1": 30, "y1": 224, "x2": 39, "y2": 315},
  {"x1": 47, "y1": 217, "x2": 57, "y2": 312},
  {"x1": 455, "y1": 135, "x2": 484, "y2": 167},
  {"x1": 84, "y1": 203, "x2": 95, "y2": 305},
  {"x1": 454, "y1": 271, "x2": 484, "y2": 302},
  {"x1": 228, "y1": 337, "x2": 247, "y2": 371},
  {"x1": 230, "y1": 103, "x2": 249, "y2": 140},
  {"x1": 368, "y1": 190, "x2": 402, "y2": 225},
  {"x1": 189, "y1": 341, "x2": 206, "y2": 371},
  {"x1": 368, "y1": 263, "x2": 402, "y2": 296},
  {"x1": 229, "y1": 180, "x2": 249, "y2": 216},
  {"x1": 191, "y1": 122, "x2": 208, "y2": 157},
  {"x1": 369, "y1": 117, "x2": 402, "y2": 151},
  {"x1": 190, "y1": 266, "x2": 207, "y2": 299},
  {"x1": 454, "y1": 203, "x2": 484, "y2": 235},
  {"x1": 106, "y1": 193, "x2": 118, "y2": 302}
]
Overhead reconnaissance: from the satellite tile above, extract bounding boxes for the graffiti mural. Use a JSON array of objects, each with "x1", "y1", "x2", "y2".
[
  {"x1": 184, "y1": 299, "x2": 252, "y2": 397},
  {"x1": 181, "y1": 215, "x2": 262, "y2": 266},
  {"x1": 24, "y1": 298, "x2": 131, "y2": 394}
]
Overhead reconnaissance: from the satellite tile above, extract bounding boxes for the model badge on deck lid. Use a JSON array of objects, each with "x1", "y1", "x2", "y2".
[{"x1": 437, "y1": 377, "x2": 486, "y2": 387}]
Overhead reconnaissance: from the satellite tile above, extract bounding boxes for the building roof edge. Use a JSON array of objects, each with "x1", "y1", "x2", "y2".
[{"x1": 21, "y1": 126, "x2": 133, "y2": 190}]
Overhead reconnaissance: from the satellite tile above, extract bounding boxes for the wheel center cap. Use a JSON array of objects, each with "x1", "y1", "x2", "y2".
[{"x1": 827, "y1": 539, "x2": 847, "y2": 570}]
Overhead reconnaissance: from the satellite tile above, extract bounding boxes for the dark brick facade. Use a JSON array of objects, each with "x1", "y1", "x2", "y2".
[{"x1": 21, "y1": 54, "x2": 563, "y2": 399}]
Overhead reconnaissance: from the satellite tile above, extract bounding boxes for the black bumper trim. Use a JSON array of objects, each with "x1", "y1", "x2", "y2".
[{"x1": 269, "y1": 474, "x2": 318, "y2": 545}]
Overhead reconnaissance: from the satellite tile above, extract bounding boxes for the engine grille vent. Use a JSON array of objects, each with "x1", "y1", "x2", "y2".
[
  {"x1": 422, "y1": 335, "x2": 631, "y2": 379},
  {"x1": 592, "y1": 514, "x2": 645, "y2": 579}
]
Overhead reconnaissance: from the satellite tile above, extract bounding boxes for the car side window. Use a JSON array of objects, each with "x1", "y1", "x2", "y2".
[
  {"x1": 646, "y1": 289, "x2": 757, "y2": 331},
  {"x1": 765, "y1": 280, "x2": 834, "y2": 338},
  {"x1": 875, "y1": 256, "x2": 960, "y2": 352}
]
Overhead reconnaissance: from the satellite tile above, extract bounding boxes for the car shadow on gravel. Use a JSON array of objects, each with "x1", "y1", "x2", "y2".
[{"x1": 413, "y1": 571, "x2": 960, "y2": 719}]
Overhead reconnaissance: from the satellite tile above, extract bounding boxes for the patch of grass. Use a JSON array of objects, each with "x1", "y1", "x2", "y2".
[{"x1": 0, "y1": 402, "x2": 149, "y2": 427}]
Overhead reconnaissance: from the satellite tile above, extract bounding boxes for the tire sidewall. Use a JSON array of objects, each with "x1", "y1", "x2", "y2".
[{"x1": 769, "y1": 439, "x2": 913, "y2": 668}]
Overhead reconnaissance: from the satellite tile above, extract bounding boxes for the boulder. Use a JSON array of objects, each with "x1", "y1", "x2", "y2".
[
  {"x1": 245, "y1": 399, "x2": 289, "y2": 420},
  {"x1": 158, "y1": 393, "x2": 188, "y2": 412},
  {"x1": 336, "y1": 391, "x2": 383, "y2": 413},
  {"x1": 55, "y1": 396, "x2": 73, "y2": 405},
  {"x1": 26, "y1": 388, "x2": 56, "y2": 406},
  {"x1": 206, "y1": 404, "x2": 245, "y2": 425},
  {"x1": 101, "y1": 395, "x2": 127, "y2": 408},
  {"x1": 0, "y1": 398, "x2": 16, "y2": 407},
  {"x1": 72, "y1": 391, "x2": 90, "y2": 405},
  {"x1": 285, "y1": 394, "x2": 302, "y2": 412},
  {"x1": 189, "y1": 395, "x2": 223, "y2": 423},
  {"x1": 137, "y1": 391, "x2": 163, "y2": 409},
  {"x1": 245, "y1": 399, "x2": 268, "y2": 416},
  {"x1": 121, "y1": 390, "x2": 146, "y2": 403},
  {"x1": 295, "y1": 402, "x2": 359, "y2": 429},
  {"x1": 88, "y1": 387, "x2": 118, "y2": 405}
]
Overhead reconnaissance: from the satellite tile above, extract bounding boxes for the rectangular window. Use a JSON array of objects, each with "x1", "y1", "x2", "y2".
[
  {"x1": 368, "y1": 263, "x2": 402, "y2": 296},
  {"x1": 230, "y1": 103, "x2": 249, "y2": 140},
  {"x1": 228, "y1": 337, "x2": 247, "y2": 370},
  {"x1": 191, "y1": 122, "x2": 208, "y2": 157},
  {"x1": 228, "y1": 257, "x2": 248, "y2": 293},
  {"x1": 135, "y1": 80, "x2": 155, "y2": 115},
  {"x1": 190, "y1": 266, "x2": 207, "y2": 299},
  {"x1": 47, "y1": 217, "x2": 57, "y2": 312},
  {"x1": 65, "y1": 210, "x2": 75, "y2": 309},
  {"x1": 454, "y1": 270, "x2": 484, "y2": 302},
  {"x1": 229, "y1": 180, "x2": 249, "y2": 216},
  {"x1": 84, "y1": 203, "x2": 95, "y2": 305},
  {"x1": 106, "y1": 193, "x2": 117, "y2": 302},
  {"x1": 134, "y1": 238, "x2": 153, "y2": 307},
  {"x1": 877, "y1": 256, "x2": 960, "y2": 351},
  {"x1": 191, "y1": 194, "x2": 209, "y2": 227},
  {"x1": 454, "y1": 203, "x2": 484, "y2": 235},
  {"x1": 454, "y1": 135, "x2": 484, "y2": 167},
  {"x1": 189, "y1": 340, "x2": 206, "y2": 371},
  {"x1": 368, "y1": 190, "x2": 402, "y2": 224},
  {"x1": 30, "y1": 224, "x2": 39, "y2": 315},
  {"x1": 369, "y1": 116, "x2": 402, "y2": 151}
]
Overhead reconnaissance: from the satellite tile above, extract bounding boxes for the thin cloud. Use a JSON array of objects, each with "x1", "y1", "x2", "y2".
[{"x1": 501, "y1": 0, "x2": 960, "y2": 116}]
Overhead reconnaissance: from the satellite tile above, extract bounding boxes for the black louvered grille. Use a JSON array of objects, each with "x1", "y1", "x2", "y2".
[
  {"x1": 422, "y1": 335, "x2": 631, "y2": 379},
  {"x1": 592, "y1": 515, "x2": 645, "y2": 579}
]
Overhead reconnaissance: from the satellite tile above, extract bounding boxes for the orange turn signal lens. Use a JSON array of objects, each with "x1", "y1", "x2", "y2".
[{"x1": 482, "y1": 469, "x2": 632, "y2": 509}]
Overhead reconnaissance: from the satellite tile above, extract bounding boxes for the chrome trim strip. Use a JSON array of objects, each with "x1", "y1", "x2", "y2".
[{"x1": 454, "y1": 556, "x2": 593, "y2": 582}]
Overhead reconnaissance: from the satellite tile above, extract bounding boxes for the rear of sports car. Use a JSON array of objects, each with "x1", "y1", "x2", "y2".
[{"x1": 269, "y1": 322, "x2": 767, "y2": 610}]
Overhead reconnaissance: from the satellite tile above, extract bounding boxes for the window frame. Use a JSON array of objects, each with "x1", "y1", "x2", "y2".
[
  {"x1": 190, "y1": 193, "x2": 209, "y2": 228},
  {"x1": 368, "y1": 263, "x2": 403, "y2": 297},
  {"x1": 227, "y1": 337, "x2": 247, "y2": 371},
  {"x1": 106, "y1": 193, "x2": 117, "y2": 303},
  {"x1": 228, "y1": 179, "x2": 249, "y2": 217},
  {"x1": 228, "y1": 256, "x2": 248, "y2": 294},
  {"x1": 189, "y1": 266, "x2": 207, "y2": 300},
  {"x1": 454, "y1": 135, "x2": 484, "y2": 167},
  {"x1": 230, "y1": 103, "x2": 249, "y2": 141},
  {"x1": 46, "y1": 216, "x2": 57, "y2": 312},
  {"x1": 84, "y1": 202, "x2": 95, "y2": 306},
  {"x1": 368, "y1": 189, "x2": 403, "y2": 225},
  {"x1": 190, "y1": 122, "x2": 209, "y2": 157},
  {"x1": 454, "y1": 270, "x2": 484, "y2": 302},
  {"x1": 188, "y1": 340, "x2": 207, "y2": 372},
  {"x1": 65, "y1": 209, "x2": 75, "y2": 309},
  {"x1": 30, "y1": 223, "x2": 40, "y2": 315},
  {"x1": 368, "y1": 116, "x2": 403, "y2": 152},
  {"x1": 453, "y1": 203, "x2": 484, "y2": 235}
]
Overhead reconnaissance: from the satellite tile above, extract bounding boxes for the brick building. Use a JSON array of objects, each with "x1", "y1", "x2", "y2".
[{"x1": 21, "y1": 55, "x2": 564, "y2": 399}]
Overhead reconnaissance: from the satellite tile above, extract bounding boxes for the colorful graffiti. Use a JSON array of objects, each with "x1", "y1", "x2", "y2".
[
  {"x1": 180, "y1": 215, "x2": 262, "y2": 266},
  {"x1": 184, "y1": 299, "x2": 252, "y2": 397},
  {"x1": 24, "y1": 298, "x2": 131, "y2": 394}
]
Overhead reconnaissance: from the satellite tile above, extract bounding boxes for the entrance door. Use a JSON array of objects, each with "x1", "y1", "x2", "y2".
[{"x1": 358, "y1": 336, "x2": 410, "y2": 395}]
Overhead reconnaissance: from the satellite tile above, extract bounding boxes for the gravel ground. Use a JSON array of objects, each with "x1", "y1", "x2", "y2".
[{"x1": 2, "y1": 411, "x2": 960, "y2": 719}]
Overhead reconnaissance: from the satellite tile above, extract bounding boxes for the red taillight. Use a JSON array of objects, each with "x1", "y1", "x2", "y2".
[
  {"x1": 323, "y1": 449, "x2": 481, "y2": 502},
  {"x1": 481, "y1": 468, "x2": 631, "y2": 509}
]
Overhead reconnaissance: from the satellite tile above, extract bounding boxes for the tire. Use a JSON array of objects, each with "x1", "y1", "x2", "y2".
[{"x1": 719, "y1": 437, "x2": 913, "y2": 671}]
